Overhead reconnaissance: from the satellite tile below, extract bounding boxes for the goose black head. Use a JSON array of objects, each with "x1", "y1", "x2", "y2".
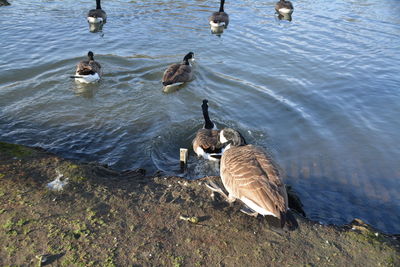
[
  {"x1": 183, "y1": 52, "x2": 195, "y2": 64},
  {"x1": 219, "y1": 128, "x2": 246, "y2": 147},
  {"x1": 88, "y1": 51, "x2": 94, "y2": 60}
]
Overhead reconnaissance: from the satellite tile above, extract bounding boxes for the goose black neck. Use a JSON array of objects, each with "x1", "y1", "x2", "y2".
[
  {"x1": 96, "y1": 0, "x2": 102, "y2": 10},
  {"x1": 183, "y1": 58, "x2": 190, "y2": 65},
  {"x1": 219, "y1": 0, "x2": 225, "y2": 12},
  {"x1": 202, "y1": 104, "x2": 214, "y2": 130}
]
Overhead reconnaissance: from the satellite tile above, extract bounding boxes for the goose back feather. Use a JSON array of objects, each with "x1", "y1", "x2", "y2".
[
  {"x1": 220, "y1": 144, "x2": 291, "y2": 226},
  {"x1": 88, "y1": 0, "x2": 107, "y2": 23},
  {"x1": 275, "y1": 0, "x2": 293, "y2": 14},
  {"x1": 74, "y1": 51, "x2": 102, "y2": 83},
  {"x1": 209, "y1": 0, "x2": 229, "y2": 28}
]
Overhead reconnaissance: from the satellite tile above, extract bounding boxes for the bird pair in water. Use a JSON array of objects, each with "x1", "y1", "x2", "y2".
[
  {"x1": 71, "y1": 51, "x2": 194, "y2": 87},
  {"x1": 193, "y1": 100, "x2": 298, "y2": 230}
]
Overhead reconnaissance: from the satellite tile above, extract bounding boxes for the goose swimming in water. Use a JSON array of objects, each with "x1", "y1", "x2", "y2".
[
  {"x1": 87, "y1": 0, "x2": 107, "y2": 24},
  {"x1": 162, "y1": 52, "x2": 194, "y2": 91},
  {"x1": 192, "y1": 100, "x2": 222, "y2": 161},
  {"x1": 71, "y1": 51, "x2": 102, "y2": 83},
  {"x1": 207, "y1": 128, "x2": 298, "y2": 229},
  {"x1": 275, "y1": 0, "x2": 294, "y2": 14},
  {"x1": 0, "y1": 0, "x2": 10, "y2": 7},
  {"x1": 209, "y1": 0, "x2": 229, "y2": 28}
]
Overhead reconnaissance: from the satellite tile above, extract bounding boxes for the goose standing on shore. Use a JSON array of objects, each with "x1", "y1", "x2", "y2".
[
  {"x1": 71, "y1": 51, "x2": 102, "y2": 83},
  {"x1": 275, "y1": 0, "x2": 294, "y2": 14},
  {"x1": 206, "y1": 128, "x2": 298, "y2": 229},
  {"x1": 209, "y1": 0, "x2": 229, "y2": 29},
  {"x1": 87, "y1": 0, "x2": 107, "y2": 24},
  {"x1": 192, "y1": 100, "x2": 222, "y2": 161},
  {"x1": 162, "y1": 52, "x2": 194, "y2": 92}
]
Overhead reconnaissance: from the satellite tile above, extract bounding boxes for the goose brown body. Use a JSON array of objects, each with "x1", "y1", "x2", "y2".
[
  {"x1": 192, "y1": 100, "x2": 222, "y2": 160},
  {"x1": 220, "y1": 144, "x2": 288, "y2": 219},
  {"x1": 88, "y1": 0, "x2": 107, "y2": 23},
  {"x1": 209, "y1": 0, "x2": 229, "y2": 28},
  {"x1": 162, "y1": 64, "x2": 192, "y2": 86},
  {"x1": 76, "y1": 54, "x2": 101, "y2": 76},
  {"x1": 275, "y1": 0, "x2": 294, "y2": 14},
  {"x1": 209, "y1": 12, "x2": 229, "y2": 27},
  {"x1": 193, "y1": 129, "x2": 221, "y2": 155}
]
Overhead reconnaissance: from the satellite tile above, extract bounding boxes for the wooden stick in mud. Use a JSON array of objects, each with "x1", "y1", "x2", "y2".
[{"x1": 180, "y1": 148, "x2": 189, "y2": 172}]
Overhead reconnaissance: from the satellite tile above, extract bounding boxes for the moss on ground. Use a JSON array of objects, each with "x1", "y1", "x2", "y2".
[{"x1": 0, "y1": 141, "x2": 399, "y2": 266}]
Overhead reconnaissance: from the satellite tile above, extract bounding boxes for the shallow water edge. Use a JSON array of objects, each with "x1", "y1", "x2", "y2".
[{"x1": 0, "y1": 141, "x2": 399, "y2": 266}]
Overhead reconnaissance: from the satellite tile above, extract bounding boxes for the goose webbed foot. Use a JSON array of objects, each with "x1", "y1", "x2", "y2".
[{"x1": 205, "y1": 180, "x2": 235, "y2": 203}]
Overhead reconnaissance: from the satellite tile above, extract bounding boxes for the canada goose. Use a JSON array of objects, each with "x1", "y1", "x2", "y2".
[
  {"x1": 87, "y1": 0, "x2": 107, "y2": 24},
  {"x1": 209, "y1": 0, "x2": 229, "y2": 28},
  {"x1": 275, "y1": 0, "x2": 294, "y2": 14},
  {"x1": 70, "y1": 51, "x2": 102, "y2": 83},
  {"x1": 192, "y1": 100, "x2": 222, "y2": 161},
  {"x1": 0, "y1": 0, "x2": 10, "y2": 7},
  {"x1": 207, "y1": 128, "x2": 297, "y2": 229},
  {"x1": 162, "y1": 52, "x2": 194, "y2": 91}
]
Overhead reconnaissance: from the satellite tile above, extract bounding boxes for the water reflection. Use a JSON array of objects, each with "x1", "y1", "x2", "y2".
[
  {"x1": 210, "y1": 25, "x2": 225, "y2": 35},
  {"x1": 73, "y1": 82, "x2": 98, "y2": 99},
  {"x1": 88, "y1": 22, "x2": 105, "y2": 33},
  {"x1": 276, "y1": 12, "x2": 292, "y2": 22}
]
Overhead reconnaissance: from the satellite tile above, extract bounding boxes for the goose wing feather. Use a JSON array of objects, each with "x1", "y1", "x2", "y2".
[
  {"x1": 220, "y1": 145, "x2": 287, "y2": 216},
  {"x1": 76, "y1": 60, "x2": 101, "y2": 76},
  {"x1": 193, "y1": 129, "x2": 221, "y2": 153},
  {"x1": 209, "y1": 12, "x2": 229, "y2": 25},
  {"x1": 88, "y1": 9, "x2": 107, "y2": 19},
  {"x1": 162, "y1": 63, "x2": 192, "y2": 85},
  {"x1": 276, "y1": 1, "x2": 293, "y2": 10}
]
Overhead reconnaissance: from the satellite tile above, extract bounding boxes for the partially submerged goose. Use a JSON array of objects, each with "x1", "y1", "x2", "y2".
[
  {"x1": 71, "y1": 51, "x2": 102, "y2": 83},
  {"x1": 209, "y1": 0, "x2": 229, "y2": 28},
  {"x1": 207, "y1": 128, "x2": 298, "y2": 229},
  {"x1": 88, "y1": 0, "x2": 107, "y2": 24},
  {"x1": 192, "y1": 100, "x2": 222, "y2": 161},
  {"x1": 275, "y1": 0, "x2": 294, "y2": 14},
  {"x1": 162, "y1": 52, "x2": 194, "y2": 91}
]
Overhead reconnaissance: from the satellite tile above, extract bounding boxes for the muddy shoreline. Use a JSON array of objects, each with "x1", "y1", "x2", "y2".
[{"x1": 0, "y1": 141, "x2": 399, "y2": 266}]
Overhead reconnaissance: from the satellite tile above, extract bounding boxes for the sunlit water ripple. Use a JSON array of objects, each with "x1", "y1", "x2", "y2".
[{"x1": 1, "y1": 0, "x2": 399, "y2": 233}]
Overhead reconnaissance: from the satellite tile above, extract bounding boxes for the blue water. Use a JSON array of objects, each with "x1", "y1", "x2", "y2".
[{"x1": 1, "y1": 0, "x2": 399, "y2": 233}]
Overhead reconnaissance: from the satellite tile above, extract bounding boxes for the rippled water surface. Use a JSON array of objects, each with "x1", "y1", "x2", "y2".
[{"x1": 1, "y1": 0, "x2": 400, "y2": 233}]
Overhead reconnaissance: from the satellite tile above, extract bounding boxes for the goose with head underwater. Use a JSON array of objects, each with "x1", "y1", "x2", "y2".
[
  {"x1": 209, "y1": 0, "x2": 229, "y2": 28},
  {"x1": 88, "y1": 0, "x2": 107, "y2": 24},
  {"x1": 71, "y1": 51, "x2": 102, "y2": 83},
  {"x1": 206, "y1": 128, "x2": 298, "y2": 230},
  {"x1": 275, "y1": 0, "x2": 294, "y2": 14},
  {"x1": 192, "y1": 100, "x2": 223, "y2": 161},
  {"x1": 162, "y1": 52, "x2": 194, "y2": 91}
]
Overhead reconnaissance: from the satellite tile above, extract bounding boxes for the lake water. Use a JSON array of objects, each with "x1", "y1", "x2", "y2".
[{"x1": 1, "y1": 0, "x2": 399, "y2": 233}]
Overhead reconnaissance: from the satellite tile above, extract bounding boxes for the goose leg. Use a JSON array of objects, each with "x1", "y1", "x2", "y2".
[{"x1": 205, "y1": 181, "x2": 236, "y2": 203}]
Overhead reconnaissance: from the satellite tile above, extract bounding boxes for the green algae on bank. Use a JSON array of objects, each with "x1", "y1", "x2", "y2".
[{"x1": 0, "y1": 142, "x2": 399, "y2": 266}]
